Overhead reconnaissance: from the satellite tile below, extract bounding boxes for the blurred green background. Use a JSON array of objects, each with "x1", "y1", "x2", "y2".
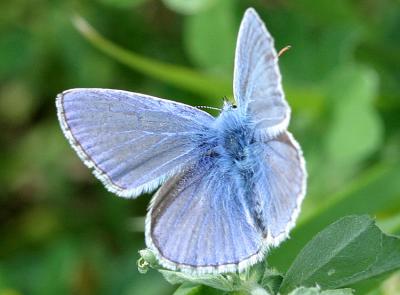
[{"x1": 1, "y1": 0, "x2": 399, "y2": 294}]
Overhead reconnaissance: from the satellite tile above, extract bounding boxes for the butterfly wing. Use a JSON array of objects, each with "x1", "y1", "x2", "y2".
[
  {"x1": 252, "y1": 132, "x2": 306, "y2": 245},
  {"x1": 146, "y1": 156, "x2": 265, "y2": 274},
  {"x1": 145, "y1": 131, "x2": 306, "y2": 274},
  {"x1": 233, "y1": 8, "x2": 290, "y2": 139},
  {"x1": 56, "y1": 88, "x2": 214, "y2": 198}
]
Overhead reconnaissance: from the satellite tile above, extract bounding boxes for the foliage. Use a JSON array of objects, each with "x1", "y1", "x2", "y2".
[
  {"x1": 1, "y1": 0, "x2": 400, "y2": 294},
  {"x1": 138, "y1": 216, "x2": 400, "y2": 294}
]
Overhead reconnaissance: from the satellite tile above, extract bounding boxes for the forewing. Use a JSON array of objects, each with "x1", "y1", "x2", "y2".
[
  {"x1": 234, "y1": 8, "x2": 290, "y2": 138},
  {"x1": 253, "y1": 132, "x2": 306, "y2": 244},
  {"x1": 146, "y1": 157, "x2": 264, "y2": 274},
  {"x1": 56, "y1": 88, "x2": 214, "y2": 198}
]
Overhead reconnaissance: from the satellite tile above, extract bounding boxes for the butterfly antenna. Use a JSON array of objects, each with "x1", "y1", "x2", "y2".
[
  {"x1": 195, "y1": 105, "x2": 222, "y2": 111},
  {"x1": 278, "y1": 45, "x2": 292, "y2": 57}
]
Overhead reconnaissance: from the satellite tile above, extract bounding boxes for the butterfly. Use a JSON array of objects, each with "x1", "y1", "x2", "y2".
[{"x1": 56, "y1": 8, "x2": 306, "y2": 274}]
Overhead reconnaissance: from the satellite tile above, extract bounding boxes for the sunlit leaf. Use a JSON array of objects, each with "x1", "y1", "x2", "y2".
[
  {"x1": 172, "y1": 282, "x2": 223, "y2": 295},
  {"x1": 378, "y1": 214, "x2": 400, "y2": 234},
  {"x1": 72, "y1": 15, "x2": 231, "y2": 99},
  {"x1": 381, "y1": 272, "x2": 400, "y2": 295},
  {"x1": 306, "y1": 64, "x2": 383, "y2": 197},
  {"x1": 173, "y1": 283, "x2": 202, "y2": 295},
  {"x1": 184, "y1": 0, "x2": 236, "y2": 74},
  {"x1": 163, "y1": 0, "x2": 217, "y2": 15},
  {"x1": 71, "y1": 14, "x2": 326, "y2": 115},
  {"x1": 325, "y1": 65, "x2": 382, "y2": 166}
]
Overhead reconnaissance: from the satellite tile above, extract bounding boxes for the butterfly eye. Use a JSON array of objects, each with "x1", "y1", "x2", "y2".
[{"x1": 232, "y1": 105, "x2": 238, "y2": 109}]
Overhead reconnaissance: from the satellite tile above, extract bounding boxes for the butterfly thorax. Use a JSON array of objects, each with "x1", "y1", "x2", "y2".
[{"x1": 212, "y1": 109, "x2": 258, "y2": 173}]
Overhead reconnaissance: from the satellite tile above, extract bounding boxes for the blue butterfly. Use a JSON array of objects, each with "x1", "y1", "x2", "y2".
[{"x1": 56, "y1": 8, "x2": 306, "y2": 274}]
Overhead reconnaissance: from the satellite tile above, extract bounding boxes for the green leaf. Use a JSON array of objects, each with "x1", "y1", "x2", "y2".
[
  {"x1": 380, "y1": 272, "x2": 400, "y2": 295},
  {"x1": 173, "y1": 283, "x2": 203, "y2": 295},
  {"x1": 138, "y1": 249, "x2": 273, "y2": 294},
  {"x1": 72, "y1": 15, "x2": 325, "y2": 114},
  {"x1": 184, "y1": 0, "x2": 236, "y2": 74},
  {"x1": 307, "y1": 64, "x2": 383, "y2": 199},
  {"x1": 325, "y1": 65, "x2": 383, "y2": 166},
  {"x1": 137, "y1": 249, "x2": 162, "y2": 274},
  {"x1": 246, "y1": 284, "x2": 270, "y2": 295},
  {"x1": 280, "y1": 215, "x2": 400, "y2": 293},
  {"x1": 97, "y1": 0, "x2": 148, "y2": 8},
  {"x1": 0, "y1": 29, "x2": 34, "y2": 79},
  {"x1": 235, "y1": 262, "x2": 265, "y2": 284},
  {"x1": 288, "y1": 287, "x2": 353, "y2": 295},
  {"x1": 348, "y1": 235, "x2": 400, "y2": 289},
  {"x1": 173, "y1": 283, "x2": 226, "y2": 295},
  {"x1": 269, "y1": 162, "x2": 400, "y2": 271},
  {"x1": 260, "y1": 268, "x2": 283, "y2": 295},
  {"x1": 378, "y1": 214, "x2": 400, "y2": 234},
  {"x1": 163, "y1": 0, "x2": 218, "y2": 15},
  {"x1": 72, "y1": 15, "x2": 231, "y2": 99},
  {"x1": 158, "y1": 269, "x2": 239, "y2": 292},
  {"x1": 138, "y1": 249, "x2": 160, "y2": 267},
  {"x1": 291, "y1": 0, "x2": 357, "y2": 24}
]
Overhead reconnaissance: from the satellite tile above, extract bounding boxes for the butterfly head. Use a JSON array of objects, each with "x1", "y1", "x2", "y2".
[{"x1": 222, "y1": 96, "x2": 238, "y2": 112}]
